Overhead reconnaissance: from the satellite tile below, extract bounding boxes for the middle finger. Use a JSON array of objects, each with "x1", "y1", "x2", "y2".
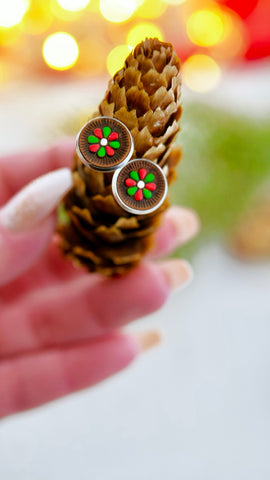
[{"x1": 0, "y1": 259, "x2": 192, "y2": 358}]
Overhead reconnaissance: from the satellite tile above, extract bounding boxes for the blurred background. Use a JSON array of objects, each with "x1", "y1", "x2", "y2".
[{"x1": 0, "y1": 0, "x2": 270, "y2": 479}]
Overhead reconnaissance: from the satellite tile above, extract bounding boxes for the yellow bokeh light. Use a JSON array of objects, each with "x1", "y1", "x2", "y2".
[
  {"x1": 100, "y1": 0, "x2": 137, "y2": 23},
  {"x1": 187, "y1": 9, "x2": 224, "y2": 47},
  {"x1": 21, "y1": 1, "x2": 53, "y2": 35},
  {"x1": 182, "y1": 54, "x2": 221, "y2": 93},
  {"x1": 0, "y1": 0, "x2": 29, "y2": 28},
  {"x1": 42, "y1": 32, "x2": 79, "y2": 71},
  {"x1": 56, "y1": 0, "x2": 90, "y2": 12},
  {"x1": 209, "y1": 8, "x2": 247, "y2": 60},
  {"x1": 135, "y1": 0, "x2": 167, "y2": 19},
  {"x1": 127, "y1": 23, "x2": 163, "y2": 47},
  {"x1": 107, "y1": 45, "x2": 132, "y2": 77},
  {"x1": 0, "y1": 27, "x2": 21, "y2": 45}
]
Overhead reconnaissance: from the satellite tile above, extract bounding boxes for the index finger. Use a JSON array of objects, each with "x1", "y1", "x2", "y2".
[{"x1": 0, "y1": 138, "x2": 74, "y2": 205}]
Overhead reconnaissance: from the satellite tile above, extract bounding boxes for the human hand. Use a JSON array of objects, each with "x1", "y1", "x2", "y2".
[{"x1": 0, "y1": 140, "x2": 199, "y2": 419}]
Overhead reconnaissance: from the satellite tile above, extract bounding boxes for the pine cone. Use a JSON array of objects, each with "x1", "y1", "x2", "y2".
[{"x1": 58, "y1": 38, "x2": 182, "y2": 276}]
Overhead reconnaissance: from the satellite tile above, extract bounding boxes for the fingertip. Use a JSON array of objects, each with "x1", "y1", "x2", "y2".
[
  {"x1": 0, "y1": 167, "x2": 73, "y2": 234},
  {"x1": 166, "y1": 206, "x2": 200, "y2": 243},
  {"x1": 158, "y1": 258, "x2": 194, "y2": 291},
  {"x1": 119, "y1": 261, "x2": 172, "y2": 312},
  {"x1": 133, "y1": 329, "x2": 163, "y2": 353},
  {"x1": 150, "y1": 206, "x2": 200, "y2": 258},
  {"x1": 107, "y1": 332, "x2": 140, "y2": 364}
]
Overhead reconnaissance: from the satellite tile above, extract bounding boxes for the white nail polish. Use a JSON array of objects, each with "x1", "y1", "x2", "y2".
[{"x1": 0, "y1": 168, "x2": 73, "y2": 233}]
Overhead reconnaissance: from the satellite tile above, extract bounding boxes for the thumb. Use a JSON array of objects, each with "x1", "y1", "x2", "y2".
[{"x1": 0, "y1": 168, "x2": 73, "y2": 286}]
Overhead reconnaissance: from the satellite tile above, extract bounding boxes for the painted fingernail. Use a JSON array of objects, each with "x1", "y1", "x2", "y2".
[
  {"x1": 166, "y1": 206, "x2": 200, "y2": 244},
  {"x1": 134, "y1": 330, "x2": 163, "y2": 352},
  {"x1": 159, "y1": 259, "x2": 193, "y2": 291},
  {"x1": 0, "y1": 168, "x2": 73, "y2": 233}
]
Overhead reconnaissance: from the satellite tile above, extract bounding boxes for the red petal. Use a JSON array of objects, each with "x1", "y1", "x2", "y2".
[
  {"x1": 106, "y1": 145, "x2": 114, "y2": 156},
  {"x1": 108, "y1": 132, "x2": 118, "y2": 141},
  {"x1": 89, "y1": 144, "x2": 99, "y2": 152},
  {"x1": 139, "y1": 168, "x2": 147, "y2": 180},
  {"x1": 145, "y1": 182, "x2": 156, "y2": 191},
  {"x1": 94, "y1": 128, "x2": 102, "y2": 138},
  {"x1": 125, "y1": 178, "x2": 136, "y2": 187},
  {"x1": 134, "y1": 189, "x2": 143, "y2": 201}
]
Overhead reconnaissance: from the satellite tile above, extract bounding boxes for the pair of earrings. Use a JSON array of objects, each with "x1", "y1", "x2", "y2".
[{"x1": 76, "y1": 117, "x2": 168, "y2": 216}]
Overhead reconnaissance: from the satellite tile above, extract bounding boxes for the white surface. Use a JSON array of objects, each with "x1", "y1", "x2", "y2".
[{"x1": 0, "y1": 66, "x2": 269, "y2": 479}]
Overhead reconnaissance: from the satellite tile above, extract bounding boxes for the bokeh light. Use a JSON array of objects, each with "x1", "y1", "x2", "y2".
[
  {"x1": 182, "y1": 54, "x2": 221, "y2": 92},
  {"x1": 56, "y1": 0, "x2": 90, "y2": 12},
  {"x1": 0, "y1": 0, "x2": 29, "y2": 28},
  {"x1": 210, "y1": 8, "x2": 247, "y2": 60},
  {"x1": 135, "y1": 0, "x2": 167, "y2": 19},
  {"x1": 100, "y1": 0, "x2": 137, "y2": 23},
  {"x1": 0, "y1": 27, "x2": 21, "y2": 45},
  {"x1": 21, "y1": 1, "x2": 53, "y2": 35},
  {"x1": 187, "y1": 9, "x2": 224, "y2": 47},
  {"x1": 107, "y1": 45, "x2": 132, "y2": 76},
  {"x1": 127, "y1": 23, "x2": 164, "y2": 47},
  {"x1": 42, "y1": 32, "x2": 79, "y2": 71}
]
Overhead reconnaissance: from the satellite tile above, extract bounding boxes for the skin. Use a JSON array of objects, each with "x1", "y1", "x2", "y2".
[{"x1": 0, "y1": 140, "x2": 199, "y2": 419}]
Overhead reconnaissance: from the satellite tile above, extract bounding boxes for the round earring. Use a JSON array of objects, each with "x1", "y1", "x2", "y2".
[
  {"x1": 76, "y1": 116, "x2": 134, "y2": 172},
  {"x1": 112, "y1": 158, "x2": 168, "y2": 215}
]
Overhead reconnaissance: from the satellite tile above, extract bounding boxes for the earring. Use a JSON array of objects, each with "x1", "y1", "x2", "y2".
[
  {"x1": 76, "y1": 116, "x2": 134, "y2": 172},
  {"x1": 76, "y1": 117, "x2": 168, "y2": 215},
  {"x1": 112, "y1": 158, "x2": 168, "y2": 215}
]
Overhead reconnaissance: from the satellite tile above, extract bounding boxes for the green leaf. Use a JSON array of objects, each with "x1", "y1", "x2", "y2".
[
  {"x1": 109, "y1": 141, "x2": 120, "y2": 149},
  {"x1": 143, "y1": 189, "x2": 152, "y2": 199},
  {"x1": 127, "y1": 186, "x2": 137, "y2": 196},
  {"x1": 97, "y1": 146, "x2": 106, "y2": 157},
  {"x1": 103, "y1": 126, "x2": 111, "y2": 138},
  {"x1": 130, "y1": 171, "x2": 139, "y2": 181},
  {"x1": 88, "y1": 135, "x2": 99, "y2": 143},
  {"x1": 144, "y1": 173, "x2": 154, "y2": 183}
]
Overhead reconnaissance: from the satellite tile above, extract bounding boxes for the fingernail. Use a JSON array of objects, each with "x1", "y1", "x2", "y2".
[
  {"x1": 166, "y1": 206, "x2": 200, "y2": 244},
  {"x1": 159, "y1": 259, "x2": 193, "y2": 291},
  {"x1": 0, "y1": 168, "x2": 73, "y2": 233},
  {"x1": 134, "y1": 330, "x2": 163, "y2": 353}
]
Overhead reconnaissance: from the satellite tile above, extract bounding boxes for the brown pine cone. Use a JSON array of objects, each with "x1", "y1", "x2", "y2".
[{"x1": 58, "y1": 38, "x2": 182, "y2": 276}]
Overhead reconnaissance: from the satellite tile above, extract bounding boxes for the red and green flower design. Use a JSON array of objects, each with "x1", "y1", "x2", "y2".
[
  {"x1": 88, "y1": 126, "x2": 120, "y2": 158},
  {"x1": 125, "y1": 168, "x2": 156, "y2": 202}
]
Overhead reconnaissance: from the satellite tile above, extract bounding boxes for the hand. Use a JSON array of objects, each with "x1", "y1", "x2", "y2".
[{"x1": 0, "y1": 140, "x2": 199, "y2": 419}]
